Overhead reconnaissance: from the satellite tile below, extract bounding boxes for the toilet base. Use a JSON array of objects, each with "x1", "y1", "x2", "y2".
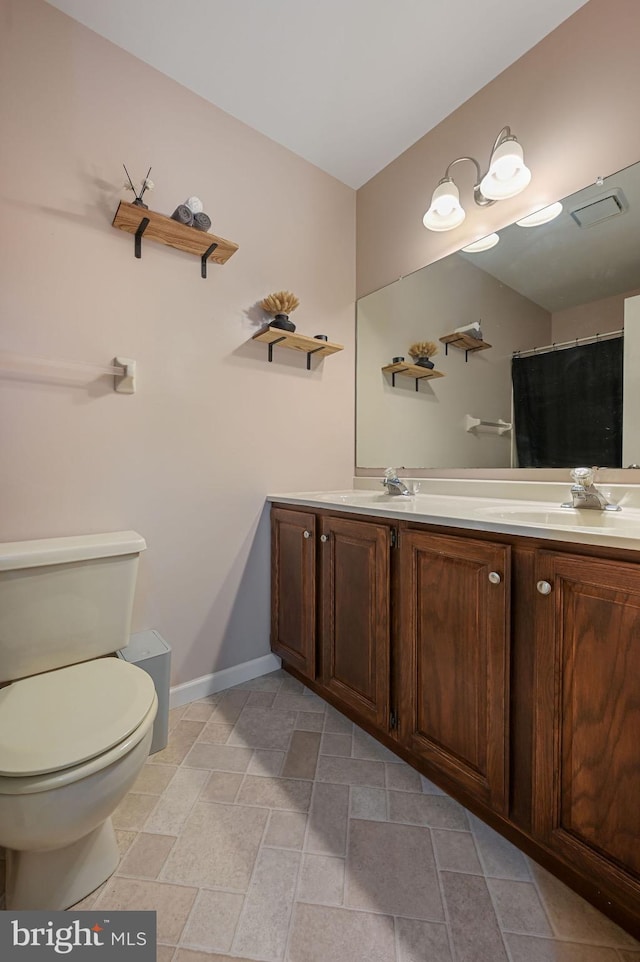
[{"x1": 6, "y1": 817, "x2": 119, "y2": 910}]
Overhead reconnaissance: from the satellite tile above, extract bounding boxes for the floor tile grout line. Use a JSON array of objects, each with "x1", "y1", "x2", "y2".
[
  {"x1": 483, "y1": 861, "x2": 518, "y2": 961},
  {"x1": 227, "y1": 807, "x2": 274, "y2": 959},
  {"x1": 431, "y1": 830, "x2": 458, "y2": 962}
]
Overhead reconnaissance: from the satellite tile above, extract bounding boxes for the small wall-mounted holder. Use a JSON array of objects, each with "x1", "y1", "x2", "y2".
[
  {"x1": 382, "y1": 361, "x2": 445, "y2": 390},
  {"x1": 465, "y1": 414, "x2": 511, "y2": 435},
  {"x1": 440, "y1": 332, "x2": 492, "y2": 362},
  {"x1": 251, "y1": 327, "x2": 343, "y2": 370},
  {"x1": 114, "y1": 357, "x2": 136, "y2": 394},
  {"x1": 112, "y1": 202, "x2": 238, "y2": 279}
]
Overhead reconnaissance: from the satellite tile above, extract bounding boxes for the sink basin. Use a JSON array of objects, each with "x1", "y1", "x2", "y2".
[
  {"x1": 476, "y1": 504, "x2": 629, "y2": 530},
  {"x1": 314, "y1": 491, "x2": 415, "y2": 506}
]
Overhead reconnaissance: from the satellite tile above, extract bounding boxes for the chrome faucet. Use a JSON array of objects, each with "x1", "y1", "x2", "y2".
[
  {"x1": 382, "y1": 467, "x2": 412, "y2": 497},
  {"x1": 561, "y1": 467, "x2": 621, "y2": 511}
]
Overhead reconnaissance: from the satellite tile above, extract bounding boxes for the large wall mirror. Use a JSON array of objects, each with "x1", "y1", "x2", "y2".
[{"x1": 356, "y1": 160, "x2": 640, "y2": 471}]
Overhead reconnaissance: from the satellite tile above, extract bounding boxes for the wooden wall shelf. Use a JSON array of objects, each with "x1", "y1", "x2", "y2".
[
  {"x1": 112, "y1": 201, "x2": 239, "y2": 278},
  {"x1": 252, "y1": 327, "x2": 343, "y2": 370},
  {"x1": 439, "y1": 332, "x2": 492, "y2": 361},
  {"x1": 382, "y1": 361, "x2": 445, "y2": 391}
]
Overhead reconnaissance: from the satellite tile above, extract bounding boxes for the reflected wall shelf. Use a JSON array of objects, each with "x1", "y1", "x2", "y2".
[
  {"x1": 382, "y1": 361, "x2": 445, "y2": 391},
  {"x1": 252, "y1": 327, "x2": 344, "y2": 370},
  {"x1": 112, "y1": 201, "x2": 239, "y2": 278},
  {"x1": 439, "y1": 332, "x2": 492, "y2": 362}
]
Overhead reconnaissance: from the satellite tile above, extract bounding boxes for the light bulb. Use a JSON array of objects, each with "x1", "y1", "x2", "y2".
[
  {"x1": 516, "y1": 202, "x2": 563, "y2": 227},
  {"x1": 461, "y1": 233, "x2": 500, "y2": 253},
  {"x1": 480, "y1": 139, "x2": 531, "y2": 200},
  {"x1": 423, "y1": 179, "x2": 466, "y2": 232}
]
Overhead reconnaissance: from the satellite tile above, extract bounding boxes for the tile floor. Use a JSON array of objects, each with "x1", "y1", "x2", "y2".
[{"x1": 2, "y1": 669, "x2": 639, "y2": 961}]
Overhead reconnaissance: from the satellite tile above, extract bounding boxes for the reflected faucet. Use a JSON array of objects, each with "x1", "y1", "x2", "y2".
[
  {"x1": 561, "y1": 467, "x2": 621, "y2": 511},
  {"x1": 382, "y1": 467, "x2": 412, "y2": 497}
]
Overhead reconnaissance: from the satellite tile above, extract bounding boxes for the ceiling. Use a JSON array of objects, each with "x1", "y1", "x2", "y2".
[
  {"x1": 459, "y1": 160, "x2": 640, "y2": 313},
  {"x1": 45, "y1": 0, "x2": 588, "y2": 189}
]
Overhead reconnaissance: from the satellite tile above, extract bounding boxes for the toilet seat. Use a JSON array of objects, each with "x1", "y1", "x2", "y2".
[{"x1": 0, "y1": 658, "x2": 156, "y2": 779}]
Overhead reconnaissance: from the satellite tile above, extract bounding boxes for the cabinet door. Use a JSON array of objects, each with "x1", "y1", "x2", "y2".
[
  {"x1": 320, "y1": 516, "x2": 391, "y2": 729},
  {"x1": 533, "y1": 551, "x2": 640, "y2": 900},
  {"x1": 398, "y1": 530, "x2": 510, "y2": 812},
  {"x1": 271, "y1": 507, "x2": 316, "y2": 679}
]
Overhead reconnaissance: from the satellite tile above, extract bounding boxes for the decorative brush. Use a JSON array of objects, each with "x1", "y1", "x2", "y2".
[
  {"x1": 260, "y1": 291, "x2": 300, "y2": 316},
  {"x1": 408, "y1": 341, "x2": 438, "y2": 359}
]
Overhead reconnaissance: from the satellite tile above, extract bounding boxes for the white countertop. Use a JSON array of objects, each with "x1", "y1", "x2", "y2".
[{"x1": 268, "y1": 480, "x2": 640, "y2": 552}]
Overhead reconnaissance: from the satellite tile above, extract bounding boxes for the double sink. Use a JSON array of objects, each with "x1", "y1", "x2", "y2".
[{"x1": 270, "y1": 487, "x2": 640, "y2": 550}]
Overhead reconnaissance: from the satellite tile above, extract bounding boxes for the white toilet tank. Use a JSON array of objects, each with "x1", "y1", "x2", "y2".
[{"x1": 0, "y1": 531, "x2": 147, "y2": 683}]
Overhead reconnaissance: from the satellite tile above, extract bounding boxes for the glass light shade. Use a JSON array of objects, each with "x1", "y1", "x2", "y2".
[
  {"x1": 516, "y1": 202, "x2": 563, "y2": 227},
  {"x1": 423, "y1": 180, "x2": 466, "y2": 231},
  {"x1": 461, "y1": 233, "x2": 500, "y2": 253},
  {"x1": 480, "y1": 139, "x2": 531, "y2": 200}
]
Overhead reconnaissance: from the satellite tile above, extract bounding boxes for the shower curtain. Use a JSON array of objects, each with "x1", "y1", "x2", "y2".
[{"x1": 511, "y1": 337, "x2": 623, "y2": 468}]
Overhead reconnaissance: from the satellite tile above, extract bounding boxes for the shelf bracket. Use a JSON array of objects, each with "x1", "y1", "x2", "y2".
[
  {"x1": 391, "y1": 366, "x2": 409, "y2": 387},
  {"x1": 134, "y1": 218, "x2": 150, "y2": 259},
  {"x1": 267, "y1": 337, "x2": 286, "y2": 362},
  {"x1": 201, "y1": 243, "x2": 219, "y2": 279},
  {"x1": 306, "y1": 346, "x2": 325, "y2": 370}
]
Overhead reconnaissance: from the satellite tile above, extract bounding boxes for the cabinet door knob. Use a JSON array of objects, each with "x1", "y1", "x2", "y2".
[
  {"x1": 537, "y1": 580, "x2": 552, "y2": 595},
  {"x1": 303, "y1": 530, "x2": 311, "y2": 539},
  {"x1": 320, "y1": 534, "x2": 329, "y2": 543},
  {"x1": 488, "y1": 571, "x2": 501, "y2": 585}
]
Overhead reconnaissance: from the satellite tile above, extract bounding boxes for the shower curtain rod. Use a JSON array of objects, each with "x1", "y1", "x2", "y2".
[{"x1": 513, "y1": 329, "x2": 623, "y2": 359}]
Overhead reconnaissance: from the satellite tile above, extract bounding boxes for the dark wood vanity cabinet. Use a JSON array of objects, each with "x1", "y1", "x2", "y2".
[
  {"x1": 271, "y1": 507, "x2": 392, "y2": 727},
  {"x1": 319, "y1": 515, "x2": 391, "y2": 729},
  {"x1": 397, "y1": 530, "x2": 510, "y2": 813},
  {"x1": 270, "y1": 502, "x2": 640, "y2": 935},
  {"x1": 270, "y1": 506, "x2": 317, "y2": 679},
  {"x1": 532, "y1": 549, "x2": 640, "y2": 916}
]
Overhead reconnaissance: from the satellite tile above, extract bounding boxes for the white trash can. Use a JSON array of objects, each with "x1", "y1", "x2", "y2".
[{"x1": 118, "y1": 629, "x2": 171, "y2": 754}]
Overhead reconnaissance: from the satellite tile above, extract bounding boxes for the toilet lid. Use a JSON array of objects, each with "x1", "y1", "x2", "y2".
[{"x1": 0, "y1": 658, "x2": 156, "y2": 777}]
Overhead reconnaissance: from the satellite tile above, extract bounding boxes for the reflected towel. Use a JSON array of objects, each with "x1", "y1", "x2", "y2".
[
  {"x1": 193, "y1": 211, "x2": 212, "y2": 232},
  {"x1": 454, "y1": 321, "x2": 483, "y2": 339},
  {"x1": 172, "y1": 205, "x2": 193, "y2": 226}
]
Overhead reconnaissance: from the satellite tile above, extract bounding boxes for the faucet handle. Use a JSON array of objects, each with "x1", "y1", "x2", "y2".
[{"x1": 570, "y1": 467, "x2": 595, "y2": 487}]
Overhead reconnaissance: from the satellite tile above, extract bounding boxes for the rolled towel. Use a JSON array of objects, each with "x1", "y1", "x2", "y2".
[
  {"x1": 193, "y1": 211, "x2": 212, "y2": 232},
  {"x1": 172, "y1": 204, "x2": 193, "y2": 226},
  {"x1": 454, "y1": 321, "x2": 483, "y2": 339},
  {"x1": 185, "y1": 196, "x2": 203, "y2": 214}
]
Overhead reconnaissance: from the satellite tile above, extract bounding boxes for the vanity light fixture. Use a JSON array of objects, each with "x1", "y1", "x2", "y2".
[
  {"x1": 423, "y1": 126, "x2": 531, "y2": 232},
  {"x1": 461, "y1": 233, "x2": 500, "y2": 253},
  {"x1": 516, "y1": 202, "x2": 563, "y2": 227}
]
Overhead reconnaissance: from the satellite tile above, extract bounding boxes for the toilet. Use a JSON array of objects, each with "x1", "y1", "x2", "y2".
[{"x1": 0, "y1": 531, "x2": 158, "y2": 910}]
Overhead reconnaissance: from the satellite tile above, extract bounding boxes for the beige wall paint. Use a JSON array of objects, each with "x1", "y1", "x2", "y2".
[
  {"x1": 0, "y1": 0, "x2": 355, "y2": 685},
  {"x1": 356, "y1": 258, "x2": 550, "y2": 468},
  {"x1": 551, "y1": 287, "x2": 640, "y2": 342},
  {"x1": 357, "y1": 0, "x2": 640, "y2": 298}
]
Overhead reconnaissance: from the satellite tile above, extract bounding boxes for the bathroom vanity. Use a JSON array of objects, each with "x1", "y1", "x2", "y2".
[{"x1": 268, "y1": 484, "x2": 640, "y2": 936}]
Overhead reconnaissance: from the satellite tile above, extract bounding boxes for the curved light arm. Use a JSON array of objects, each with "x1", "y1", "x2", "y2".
[{"x1": 443, "y1": 156, "x2": 482, "y2": 183}]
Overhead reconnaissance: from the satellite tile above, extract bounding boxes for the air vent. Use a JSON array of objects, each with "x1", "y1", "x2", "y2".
[{"x1": 569, "y1": 187, "x2": 628, "y2": 228}]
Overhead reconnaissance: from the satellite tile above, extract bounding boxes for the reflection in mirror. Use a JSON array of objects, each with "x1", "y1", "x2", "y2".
[{"x1": 356, "y1": 161, "x2": 640, "y2": 470}]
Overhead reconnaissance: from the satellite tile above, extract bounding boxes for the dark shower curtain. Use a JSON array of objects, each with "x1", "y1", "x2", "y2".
[{"x1": 511, "y1": 337, "x2": 623, "y2": 468}]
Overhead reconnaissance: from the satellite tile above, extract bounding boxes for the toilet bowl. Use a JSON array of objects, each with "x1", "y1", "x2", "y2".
[
  {"x1": 0, "y1": 530, "x2": 156, "y2": 909},
  {"x1": 0, "y1": 658, "x2": 158, "y2": 909}
]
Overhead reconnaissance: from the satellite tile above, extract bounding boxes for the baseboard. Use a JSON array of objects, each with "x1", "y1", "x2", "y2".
[{"x1": 169, "y1": 653, "x2": 282, "y2": 709}]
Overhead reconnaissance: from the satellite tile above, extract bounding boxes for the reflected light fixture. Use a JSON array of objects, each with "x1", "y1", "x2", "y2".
[
  {"x1": 423, "y1": 127, "x2": 531, "y2": 232},
  {"x1": 461, "y1": 233, "x2": 500, "y2": 253},
  {"x1": 516, "y1": 202, "x2": 563, "y2": 227}
]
